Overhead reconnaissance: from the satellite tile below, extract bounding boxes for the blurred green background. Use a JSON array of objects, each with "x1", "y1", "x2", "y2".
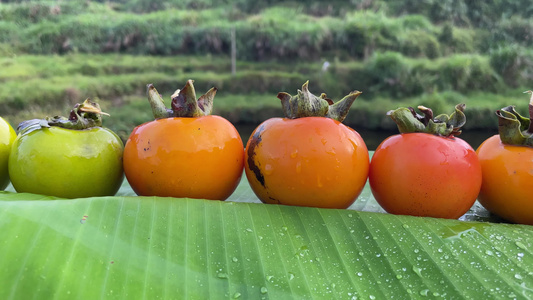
[{"x1": 1, "y1": 0, "x2": 532, "y2": 148}]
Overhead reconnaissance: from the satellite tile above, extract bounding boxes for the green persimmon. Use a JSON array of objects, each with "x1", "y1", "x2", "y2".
[
  {"x1": 0, "y1": 117, "x2": 16, "y2": 190},
  {"x1": 8, "y1": 100, "x2": 124, "y2": 198}
]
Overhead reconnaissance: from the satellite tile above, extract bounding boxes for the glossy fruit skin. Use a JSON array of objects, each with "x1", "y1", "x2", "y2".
[
  {"x1": 369, "y1": 133, "x2": 482, "y2": 219},
  {"x1": 0, "y1": 117, "x2": 16, "y2": 190},
  {"x1": 9, "y1": 126, "x2": 124, "y2": 198},
  {"x1": 476, "y1": 135, "x2": 533, "y2": 225},
  {"x1": 245, "y1": 117, "x2": 369, "y2": 208},
  {"x1": 123, "y1": 116, "x2": 244, "y2": 200}
]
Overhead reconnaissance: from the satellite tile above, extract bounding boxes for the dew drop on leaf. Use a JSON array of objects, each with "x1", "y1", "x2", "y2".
[{"x1": 515, "y1": 241, "x2": 527, "y2": 250}]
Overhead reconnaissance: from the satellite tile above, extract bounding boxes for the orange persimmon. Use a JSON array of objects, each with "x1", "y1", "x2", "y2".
[
  {"x1": 245, "y1": 82, "x2": 369, "y2": 208},
  {"x1": 123, "y1": 81, "x2": 244, "y2": 200},
  {"x1": 476, "y1": 92, "x2": 533, "y2": 225}
]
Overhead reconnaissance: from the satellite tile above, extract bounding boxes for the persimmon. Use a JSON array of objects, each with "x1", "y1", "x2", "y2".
[
  {"x1": 8, "y1": 100, "x2": 124, "y2": 198},
  {"x1": 369, "y1": 104, "x2": 482, "y2": 219},
  {"x1": 476, "y1": 91, "x2": 533, "y2": 225},
  {"x1": 244, "y1": 82, "x2": 369, "y2": 208},
  {"x1": 0, "y1": 117, "x2": 16, "y2": 190},
  {"x1": 123, "y1": 80, "x2": 244, "y2": 200}
]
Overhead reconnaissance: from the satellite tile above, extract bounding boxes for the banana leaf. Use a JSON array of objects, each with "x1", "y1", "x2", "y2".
[{"x1": 1, "y1": 167, "x2": 532, "y2": 299}]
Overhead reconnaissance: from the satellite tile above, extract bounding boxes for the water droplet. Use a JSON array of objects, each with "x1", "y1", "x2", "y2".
[
  {"x1": 515, "y1": 274, "x2": 523, "y2": 280},
  {"x1": 267, "y1": 275, "x2": 274, "y2": 282},
  {"x1": 288, "y1": 273, "x2": 295, "y2": 280},
  {"x1": 402, "y1": 224, "x2": 409, "y2": 229},
  {"x1": 217, "y1": 273, "x2": 228, "y2": 279},
  {"x1": 290, "y1": 149, "x2": 298, "y2": 158},
  {"x1": 419, "y1": 289, "x2": 430, "y2": 296},
  {"x1": 321, "y1": 138, "x2": 327, "y2": 145},
  {"x1": 232, "y1": 257, "x2": 238, "y2": 262},
  {"x1": 414, "y1": 249, "x2": 419, "y2": 253},
  {"x1": 396, "y1": 275, "x2": 403, "y2": 279},
  {"x1": 264, "y1": 164, "x2": 274, "y2": 175},
  {"x1": 508, "y1": 292, "x2": 517, "y2": 298},
  {"x1": 296, "y1": 161, "x2": 302, "y2": 174},
  {"x1": 260, "y1": 287, "x2": 268, "y2": 294},
  {"x1": 348, "y1": 213, "x2": 353, "y2": 218},
  {"x1": 485, "y1": 250, "x2": 494, "y2": 256},
  {"x1": 233, "y1": 292, "x2": 241, "y2": 298},
  {"x1": 369, "y1": 295, "x2": 376, "y2": 300},
  {"x1": 357, "y1": 272, "x2": 363, "y2": 277},
  {"x1": 413, "y1": 266, "x2": 423, "y2": 277},
  {"x1": 515, "y1": 241, "x2": 527, "y2": 250},
  {"x1": 246, "y1": 228, "x2": 253, "y2": 233}
]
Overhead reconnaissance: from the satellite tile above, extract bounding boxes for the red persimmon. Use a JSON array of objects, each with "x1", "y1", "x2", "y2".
[{"x1": 369, "y1": 104, "x2": 482, "y2": 219}]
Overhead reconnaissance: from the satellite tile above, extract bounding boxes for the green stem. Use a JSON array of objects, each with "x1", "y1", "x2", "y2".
[
  {"x1": 326, "y1": 91, "x2": 362, "y2": 121},
  {"x1": 388, "y1": 104, "x2": 466, "y2": 137},
  {"x1": 496, "y1": 91, "x2": 533, "y2": 146},
  {"x1": 147, "y1": 84, "x2": 172, "y2": 119},
  {"x1": 276, "y1": 81, "x2": 361, "y2": 122},
  {"x1": 147, "y1": 80, "x2": 216, "y2": 119},
  {"x1": 18, "y1": 99, "x2": 109, "y2": 135},
  {"x1": 526, "y1": 90, "x2": 533, "y2": 134}
]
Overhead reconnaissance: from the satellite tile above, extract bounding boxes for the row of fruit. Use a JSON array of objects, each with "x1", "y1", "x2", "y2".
[{"x1": 1, "y1": 81, "x2": 532, "y2": 225}]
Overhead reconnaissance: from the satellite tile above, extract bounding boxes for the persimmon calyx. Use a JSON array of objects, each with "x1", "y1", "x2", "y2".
[
  {"x1": 147, "y1": 80, "x2": 217, "y2": 119},
  {"x1": 496, "y1": 91, "x2": 533, "y2": 146},
  {"x1": 18, "y1": 99, "x2": 109, "y2": 135},
  {"x1": 388, "y1": 104, "x2": 466, "y2": 137},
  {"x1": 277, "y1": 81, "x2": 362, "y2": 122}
]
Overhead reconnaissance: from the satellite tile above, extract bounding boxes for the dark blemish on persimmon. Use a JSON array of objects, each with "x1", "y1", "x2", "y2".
[
  {"x1": 247, "y1": 125, "x2": 266, "y2": 187},
  {"x1": 269, "y1": 196, "x2": 281, "y2": 204},
  {"x1": 144, "y1": 140, "x2": 151, "y2": 151}
]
